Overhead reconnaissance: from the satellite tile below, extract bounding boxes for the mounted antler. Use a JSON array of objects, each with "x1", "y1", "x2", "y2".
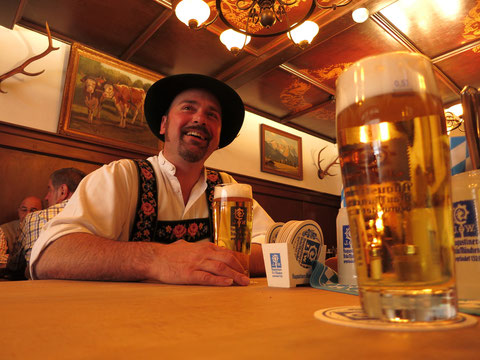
[
  {"x1": 0, "y1": 22, "x2": 59, "y2": 94},
  {"x1": 317, "y1": 146, "x2": 339, "y2": 179}
]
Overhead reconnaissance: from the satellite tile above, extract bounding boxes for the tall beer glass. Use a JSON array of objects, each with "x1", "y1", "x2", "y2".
[
  {"x1": 213, "y1": 183, "x2": 253, "y2": 276},
  {"x1": 336, "y1": 52, "x2": 457, "y2": 322}
]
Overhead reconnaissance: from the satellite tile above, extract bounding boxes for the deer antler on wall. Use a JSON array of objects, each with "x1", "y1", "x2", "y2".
[
  {"x1": 316, "y1": 146, "x2": 340, "y2": 180},
  {"x1": 0, "y1": 22, "x2": 59, "y2": 94}
]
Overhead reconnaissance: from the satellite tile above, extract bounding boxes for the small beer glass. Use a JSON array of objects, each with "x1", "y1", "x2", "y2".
[
  {"x1": 213, "y1": 183, "x2": 253, "y2": 276},
  {"x1": 336, "y1": 52, "x2": 457, "y2": 322}
]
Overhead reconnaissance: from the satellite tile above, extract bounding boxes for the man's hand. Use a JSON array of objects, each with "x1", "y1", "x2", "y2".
[{"x1": 149, "y1": 240, "x2": 250, "y2": 286}]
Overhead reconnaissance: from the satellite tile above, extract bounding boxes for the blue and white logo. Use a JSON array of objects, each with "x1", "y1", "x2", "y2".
[
  {"x1": 270, "y1": 253, "x2": 282, "y2": 269},
  {"x1": 453, "y1": 200, "x2": 478, "y2": 238},
  {"x1": 270, "y1": 253, "x2": 283, "y2": 278},
  {"x1": 300, "y1": 239, "x2": 320, "y2": 267},
  {"x1": 343, "y1": 224, "x2": 351, "y2": 249}
]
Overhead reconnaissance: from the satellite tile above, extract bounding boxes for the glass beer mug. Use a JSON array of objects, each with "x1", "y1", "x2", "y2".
[
  {"x1": 335, "y1": 52, "x2": 457, "y2": 322},
  {"x1": 213, "y1": 183, "x2": 253, "y2": 276}
]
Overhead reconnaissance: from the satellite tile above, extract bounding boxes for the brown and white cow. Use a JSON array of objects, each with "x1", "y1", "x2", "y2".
[
  {"x1": 101, "y1": 83, "x2": 146, "y2": 128},
  {"x1": 80, "y1": 76, "x2": 106, "y2": 123}
]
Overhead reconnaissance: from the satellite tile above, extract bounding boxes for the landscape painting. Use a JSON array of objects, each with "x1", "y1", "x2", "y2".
[
  {"x1": 58, "y1": 43, "x2": 162, "y2": 154},
  {"x1": 261, "y1": 124, "x2": 303, "y2": 180}
]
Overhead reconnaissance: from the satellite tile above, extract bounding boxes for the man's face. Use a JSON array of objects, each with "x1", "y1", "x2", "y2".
[
  {"x1": 17, "y1": 197, "x2": 42, "y2": 221},
  {"x1": 160, "y1": 89, "x2": 222, "y2": 164},
  {"x1": 44, "y1": 179, "x2": 63, "y2": 208}
]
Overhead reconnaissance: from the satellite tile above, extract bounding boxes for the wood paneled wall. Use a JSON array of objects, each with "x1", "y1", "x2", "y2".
[{"x1": 0, "y1": 121, "x2": 340, "y2": 249}]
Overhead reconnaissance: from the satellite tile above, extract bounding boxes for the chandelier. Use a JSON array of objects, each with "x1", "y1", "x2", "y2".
[{"x1": 175, "y1": 0, "x2": 369, "y2": 54}]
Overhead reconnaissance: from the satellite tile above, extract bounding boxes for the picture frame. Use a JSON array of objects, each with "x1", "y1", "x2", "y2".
[
  {"x1": 260, "y1": 124, "x2": 303, "y2": 180},
  {"x1": 58, "y1": 43, "x2": 162, "y2": 155}
]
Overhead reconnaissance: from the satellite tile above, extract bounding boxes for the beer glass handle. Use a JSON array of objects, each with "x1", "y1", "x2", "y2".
[{"x1": 461, "y1": 86, "x2": 480, "y2": 170}]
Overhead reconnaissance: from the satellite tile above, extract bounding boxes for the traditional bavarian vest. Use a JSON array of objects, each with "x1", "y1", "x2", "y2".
[{"x1": 129, "y1": 159, "x2": 223, "y2": 244}]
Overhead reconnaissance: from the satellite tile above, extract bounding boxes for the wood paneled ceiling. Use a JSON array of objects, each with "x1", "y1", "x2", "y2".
[{"x1": 2, "y1": 0, "x2": 480, "y2": 142}]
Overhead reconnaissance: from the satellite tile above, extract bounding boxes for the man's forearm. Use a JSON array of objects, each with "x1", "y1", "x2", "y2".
[
  {"x1": 33, "y1": 233, "x2": 154, "y2": 281},
  {"x1": 33, "y1": 233, "x2": 251, "y2": 286}
]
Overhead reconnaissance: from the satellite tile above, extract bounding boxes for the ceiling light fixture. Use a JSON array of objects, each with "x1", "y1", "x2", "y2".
[{"x1": 174, "y1": 0, "x2": 360, "y2": 54}]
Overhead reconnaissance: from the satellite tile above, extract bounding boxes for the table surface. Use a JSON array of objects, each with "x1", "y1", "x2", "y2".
[{"x1": 1, "y1": 278, "x2": 479, "y2": 359}]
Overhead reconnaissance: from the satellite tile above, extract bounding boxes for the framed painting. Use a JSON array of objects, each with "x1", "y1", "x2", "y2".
[
  {"x1": 260, "y1": 124, "x2": 303, "y2": 180},
  {"x1": 58, "y1": 43, "x2": 162, "y2": 154}
]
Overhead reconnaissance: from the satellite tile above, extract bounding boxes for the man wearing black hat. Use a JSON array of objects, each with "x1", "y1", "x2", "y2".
[{"x1": 30, "y1": 74, "x2": 274, "y2": 286}]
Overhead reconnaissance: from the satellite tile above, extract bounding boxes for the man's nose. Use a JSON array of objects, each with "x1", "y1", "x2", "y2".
[{"x1": 192, "y1": 110, "x2": 207, "y2": 124}]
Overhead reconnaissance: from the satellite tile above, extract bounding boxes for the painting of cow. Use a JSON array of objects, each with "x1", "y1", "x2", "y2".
[
  {"x1": 101, "y1": 84, "x2": 146, "y2": 128},
  {"x1": 58, "y1": 43, "x2": 161, "y2": 153},
  {"x1": 80, "y1": 76, "x2": 106, "y2": 123}
]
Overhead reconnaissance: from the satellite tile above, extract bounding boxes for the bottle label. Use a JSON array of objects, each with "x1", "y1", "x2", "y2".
[
  {"x1": 453, "y1": 199, "x2": 480, "y2": 263},
  {"x1": 342, "y1": 224, "x2": 354, "y2": 264}
]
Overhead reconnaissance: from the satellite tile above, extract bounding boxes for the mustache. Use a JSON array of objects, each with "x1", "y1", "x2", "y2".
[{"x1": 181, "y1": 125, "x2": 212, "y2": 141}]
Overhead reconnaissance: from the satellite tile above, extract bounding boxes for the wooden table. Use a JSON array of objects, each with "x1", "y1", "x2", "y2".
[{"x1": 1, "y1": 278, "x2": 479, "y2": 359}]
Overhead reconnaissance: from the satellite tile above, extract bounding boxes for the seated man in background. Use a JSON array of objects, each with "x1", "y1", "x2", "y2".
[
  {"x1": 30, "y1": 74, "x2": 274, "y2": 285},
  {"x1": 0, "y1": 196, "x2": 42, "y2": 269},
  {"x1": 6, "y1": 168, "x2": 86, "y2": 279}
]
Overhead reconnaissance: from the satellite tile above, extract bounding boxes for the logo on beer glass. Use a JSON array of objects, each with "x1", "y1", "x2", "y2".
[
  {"x1": 453, "y1": 201, "x2": 478, "y2": 238},
  {"x1": 232, "y1": 206, "x2": 246, "y2": 227}
]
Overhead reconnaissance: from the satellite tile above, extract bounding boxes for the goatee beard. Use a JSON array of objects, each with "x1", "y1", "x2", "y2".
[
  {"x1": 178, "y1": 125, "x2": 211, "y2": 162},
  {"x1": 178, "y1": 145, "x2": 208, "y2": 162}
]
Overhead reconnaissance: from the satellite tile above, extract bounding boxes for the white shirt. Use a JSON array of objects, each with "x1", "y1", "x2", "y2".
[{"x1": 30, "y1": 152, "x2": 274, "y2": 275}]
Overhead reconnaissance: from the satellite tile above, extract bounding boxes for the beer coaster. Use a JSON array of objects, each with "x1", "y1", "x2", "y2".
[
  {"x1": 276, "y1": 220, "x2": 297, "y2": 243},
  {"x1": 458, "y1": 300, "x2": 480, "y2": 316},
  {"x1": 314, "y1": 306, "x2": 478, "y2": 331},
  {"x1": 281, "y1": 221, "x2": 298, "y2": 243},
  {"x1": 288, "y1": 220, "x2": 324, "y2": 269},
  {"x1": 266, "y1": 222, "x2": 284, "y2": 243}
]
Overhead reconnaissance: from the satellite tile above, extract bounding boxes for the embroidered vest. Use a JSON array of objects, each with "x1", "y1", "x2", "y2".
[{"x1": 129, "y1": 159, "x2": 223, "y2": 244}]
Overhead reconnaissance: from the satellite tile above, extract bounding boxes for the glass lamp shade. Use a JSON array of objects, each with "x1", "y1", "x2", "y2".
[
  {"x1": 175, "y1": 0, "x2": 211, "y2": 28},
  {"x1": 220, "y1": 29, "x2": 251, "y2": 53},
  {"x1": 288, "y1": 21, "x2": 319, "y2": 48},
  {"x1": 352, "y1": 8, "x2": 369, "y2": 23}
]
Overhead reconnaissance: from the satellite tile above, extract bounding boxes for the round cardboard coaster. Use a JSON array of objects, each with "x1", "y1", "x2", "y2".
[
  {"x1": 289, "y1": 220, "x2": 324, "y2": 268},
  {"x1": 276, "y1": 220, "x2": 296, "y2": 243},
  {"x1": 314, "y1": 306, "x2": 478, "y2": 331},
  {"x1": 266, "y1": 222, "x2": 284, "y2": 243}
]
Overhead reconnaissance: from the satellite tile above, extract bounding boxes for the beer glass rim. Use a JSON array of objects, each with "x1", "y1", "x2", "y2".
[
  {"x1": 335, "y1": 51, "x2": 439, "y2": 116},
  {"x1": 452, "y1": 169, "x2": 480, "y2": 179},
  {"x1": 213, "y1": 183, "x2": 252, "y2": 199},
  {"x1": 336, "y1": 51, "x2": 433, "y2": 85}
]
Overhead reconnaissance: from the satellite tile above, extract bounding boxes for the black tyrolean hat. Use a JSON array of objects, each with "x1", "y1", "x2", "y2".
[{"x1": 144, "y1": 74, "x2": 245, "y2": 149}]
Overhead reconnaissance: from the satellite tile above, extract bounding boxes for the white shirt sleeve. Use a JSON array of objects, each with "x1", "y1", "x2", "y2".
[
  {"x1": 29, "y1": 159, "x2": 139, "y2": 275},
  {"x1": 218, "y1": 172, "x2": 274, "y2": 244}
]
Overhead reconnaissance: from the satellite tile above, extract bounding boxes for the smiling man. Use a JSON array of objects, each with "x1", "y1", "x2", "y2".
[{"x1": 30, "y1": 74, "x2": 274, "y2": 285}]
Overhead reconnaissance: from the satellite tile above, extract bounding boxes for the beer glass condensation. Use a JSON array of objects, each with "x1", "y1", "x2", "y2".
[
  {"x1": 336, "y1": 52, "x2": 457, "y2": 322},
  {"x1": 213, "y1": 183, "x2": 253, "y2": 276}
]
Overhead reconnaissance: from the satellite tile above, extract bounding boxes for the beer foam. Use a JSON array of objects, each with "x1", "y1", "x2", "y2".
[
  {"x1": 214, "y1": 183, "x2": 252, "y2": 199},
  {"x1": 336, "y1": 52, "x2": 440, "y2": 114}
]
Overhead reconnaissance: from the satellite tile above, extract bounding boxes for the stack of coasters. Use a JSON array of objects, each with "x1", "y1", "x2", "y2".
[
  {"x1": 266, "y1": 222, "x2": 284, "y2": 243},
  {"x1": 263, "y1": 220, "x2": 326, "y2": 287}
]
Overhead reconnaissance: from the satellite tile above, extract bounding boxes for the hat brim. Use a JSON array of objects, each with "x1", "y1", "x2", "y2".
[{"x1": 144, "y1": 74, "x2": 245, "y2": 149}]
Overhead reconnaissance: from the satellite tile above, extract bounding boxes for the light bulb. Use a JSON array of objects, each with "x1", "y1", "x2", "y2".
[
  {"x1": 220, "y1": 29, "x2": 251, "y2": 54},
  {"x1": 352, "y1": 8, "x2": 369, "y2": 23},
  {"x1": 175, "y1": 0, "x2": 210, "y2": 28},
  {"x1": 288, "y1": 21, "x2": 319, "y2": 49}
]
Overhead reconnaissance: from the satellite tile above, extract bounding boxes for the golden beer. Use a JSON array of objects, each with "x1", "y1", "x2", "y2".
[
  {"x1": 213, "y1": 183, "x2": 253, "y2": 275},
  {"x1": 336, "y1": 52, "x2": 457, "y2": 322}
]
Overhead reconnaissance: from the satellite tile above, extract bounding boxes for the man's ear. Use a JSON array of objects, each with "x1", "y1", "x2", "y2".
[
  {"x1": 160, "y1": 115, "x2": 167, "y2": 136},
  {"x1": 58, "y1": 184, "x2": 70, "y2": 202}
]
